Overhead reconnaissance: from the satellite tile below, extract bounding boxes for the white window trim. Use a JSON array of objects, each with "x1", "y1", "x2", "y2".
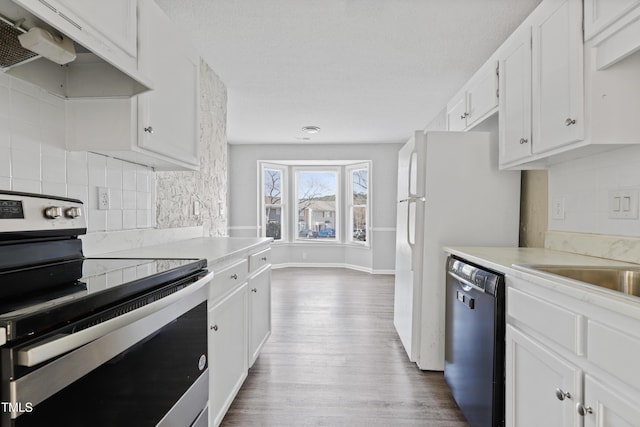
[{"x1": 258, "y1": 160, "x2": 370, "y2": 248}]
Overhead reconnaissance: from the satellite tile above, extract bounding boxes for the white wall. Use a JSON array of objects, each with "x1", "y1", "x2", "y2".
[
  {"x1": 0, "y1": 73, "x2": 156, "y2": 233},
  {"x1": 548, "y1": 144, "x2": 640, "y2": 237},
  {"x1": 228, "y1": 143, "x2": 402, "y2": 273}
]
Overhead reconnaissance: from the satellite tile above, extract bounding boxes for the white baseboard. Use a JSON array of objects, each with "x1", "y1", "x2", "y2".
[{"x1": 272, "y1": 262, "x2": 395, "y2": 275}]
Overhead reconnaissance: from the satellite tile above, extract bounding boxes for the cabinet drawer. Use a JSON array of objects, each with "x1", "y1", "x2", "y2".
[
  {"x1": 249, "y1": 248, "x2": 271, "y2": 273},
  {"x1": 210, "y1": 259, "x2": 248, "y2": 303},
  {"x1": 587, "y1": 320, "x2": 640, "y2": 389},
  {"x1": 507, "y1": 287, "x2": 583, "y2": 354}
]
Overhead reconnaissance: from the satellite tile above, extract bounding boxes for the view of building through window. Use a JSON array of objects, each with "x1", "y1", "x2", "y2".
[{"x1": 296, "y1": 171, "x2": 337, "y2": 240}]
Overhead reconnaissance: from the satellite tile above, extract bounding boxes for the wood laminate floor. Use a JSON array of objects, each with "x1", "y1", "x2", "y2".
[{"x1": 221, "y1": 268, "x2": 468, "y2": 427}]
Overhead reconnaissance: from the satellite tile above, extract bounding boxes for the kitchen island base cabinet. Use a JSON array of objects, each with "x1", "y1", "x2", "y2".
[{"x1": 208, "y1": 282, "x2": 249, "y2": 427}]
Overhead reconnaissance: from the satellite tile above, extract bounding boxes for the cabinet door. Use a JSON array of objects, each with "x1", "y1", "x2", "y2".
[
  {"x1": 208, "y1": 283, "x2": 248, "y2": 427},
  {"x1": 499, "y1": 26, "x2": 532, "y2": 165},
  {"x1": 248, "y1": 267, "x2": 271, "y2": 367},
  {"x1": 137, "y1": 0, "x2": 200, "y2": 169},
  {"x1": 446, "y1": 93, "x2": 467, "y2": 131},
  {"x1": 532, "y1": 0, "x2": 584, "y2": 154},
  {"x1": 505, "y1": 325, "x2": 582, "y2": 427},
  {"x1": 584, "y1": 0, "x2": 640, "y2": 40},
  {"x1": 466, "y1": 60, "x2": 499, "y2": 128},
  {"x1": 583, "y1": 375, "x2": 640, "y2": 427},
  {"x1": 52, "y1": 0, "x2": 137, "y2": 58},
  {"x1": 13, "y1": 0, "x2": 137, "y2": 61}
]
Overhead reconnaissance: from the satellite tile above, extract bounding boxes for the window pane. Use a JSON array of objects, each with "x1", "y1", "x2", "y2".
[
  {"x1": 297, "y1": 171, "x2": 337, "y2": 240},
  {"x1": 352, "y1": 169, "x2": 368, "y2": 205},
  {"x1": 352, "y1": 207, "x2": 367, "y2": 242},
  {"x1": 264, "y1": 169, "x2": 281, "y2": 205},
  {"x1": 265, "y1": 206, "x2": 281, "y2": 240}
]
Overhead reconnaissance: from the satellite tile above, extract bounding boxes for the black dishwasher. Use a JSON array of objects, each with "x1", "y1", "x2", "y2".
[{"x1": 444, "y1": 256, "x2": 505, "y2": 427}]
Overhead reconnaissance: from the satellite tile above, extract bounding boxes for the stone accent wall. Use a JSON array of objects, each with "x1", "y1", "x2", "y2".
[{"x1": 155, "y1": 60, "x2": 228, "y2": 236}]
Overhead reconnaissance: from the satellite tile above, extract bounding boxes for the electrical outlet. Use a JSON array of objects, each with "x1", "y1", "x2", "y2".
[
  {"x1": 98, "y1": 187, "x2": 110, "y2": 210},
  {"x1": 552, "y1": 197, "x2": 565, "y2": 220},
  {"x1": 609, "y1": 190, "x2": 639, "y2": 219}
]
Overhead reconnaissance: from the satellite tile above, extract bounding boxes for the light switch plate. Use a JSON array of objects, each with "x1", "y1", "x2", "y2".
[
  {"x1": 608, "y1": 190, "x2": 638, "y2": 219},
  {"x1": 551, "y1": 197, "x2": 565, "y2": 220}
]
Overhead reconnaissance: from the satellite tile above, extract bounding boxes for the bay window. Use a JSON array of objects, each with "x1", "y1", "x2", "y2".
[{"x1": 259, "y1": 161, "x2": 370, "y2": 246}]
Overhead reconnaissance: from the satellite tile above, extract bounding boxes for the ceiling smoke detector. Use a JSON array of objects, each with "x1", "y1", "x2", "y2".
[{"x1": 301, "y1": 126, "x2": 320, "y2": 134}]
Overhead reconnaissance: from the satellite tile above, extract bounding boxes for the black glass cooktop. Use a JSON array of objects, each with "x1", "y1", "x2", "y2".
[{"x1": 0, "y1": 257, "x2": 207, "y2": 342}]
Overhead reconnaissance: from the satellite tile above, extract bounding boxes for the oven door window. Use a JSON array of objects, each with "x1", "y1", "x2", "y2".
[{"x1": 13, "y1": 302, "x2": 207, "y2": 427}]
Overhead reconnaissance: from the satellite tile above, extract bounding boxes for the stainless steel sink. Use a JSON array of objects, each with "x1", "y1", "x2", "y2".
[{"x1": 528, "y1": 265, "x2": 640, "y2": 297}]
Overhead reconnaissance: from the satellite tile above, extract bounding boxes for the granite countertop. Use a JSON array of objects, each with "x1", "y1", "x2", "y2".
[
  {"x1": 444, "y1": 246, "x2": 640, "y2": 317},
  {"x1": 99, "y1": 237, "x2": 272, "y2": 267}
]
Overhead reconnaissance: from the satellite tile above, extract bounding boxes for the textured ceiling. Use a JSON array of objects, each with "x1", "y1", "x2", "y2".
[{"x1": 156, "y1": 0, "x2": 542, "y2": 145}]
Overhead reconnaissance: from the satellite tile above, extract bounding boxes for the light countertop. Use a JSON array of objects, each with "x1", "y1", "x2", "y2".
[
  {"x1": 444, "y1": 246, "x2": 640, "y2": 317},
  {"x1": 99, "y1": 237, "x2": 272, "y2": 267}
]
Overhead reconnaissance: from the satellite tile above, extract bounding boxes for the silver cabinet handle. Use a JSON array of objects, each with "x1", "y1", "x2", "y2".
[
  {"x1": 144, "y1": 126, "x2": 154, "y2": 133},
  {"x1": 460, "y1": 112, "x2": 469, "y2": 120},
  {"x1": 565, "y1": 118, "x2": 576, "y2": 126},
  {"x1": 555, "y1": 388, "x2": 571, "y2": 401},
  {"x1": 519, "y1": 138, "x2": 529, "y2": 144},
  {"x1": 251, "y1": 288, "x2": 257, "y2": 293},
  {"x1": 210, "y1": 324, "x2": 218, "y2": 331},
  {"x1": 261, "y1": 257, "x2": 268, "y2": 261},
  {"x1": 230, "y1": 274, "x2": 238, "y2": 280},
  {"x1": 576, "y1": 403, "x2": 593, "y2": 416}
]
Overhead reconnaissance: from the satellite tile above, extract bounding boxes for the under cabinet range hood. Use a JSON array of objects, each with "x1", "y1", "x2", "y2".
[{"x1": 0, "y1": 0, "x2": 152, "y2": 98}]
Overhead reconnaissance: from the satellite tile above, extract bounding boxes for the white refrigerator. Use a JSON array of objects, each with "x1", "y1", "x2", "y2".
[{"x1": 393, "y1": 130, "x2": 520, "y2": 371}]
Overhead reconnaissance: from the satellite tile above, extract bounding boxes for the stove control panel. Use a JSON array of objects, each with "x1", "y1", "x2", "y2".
[{"x1": 0, "y1": 191, "x2": 86, "y2": 233}]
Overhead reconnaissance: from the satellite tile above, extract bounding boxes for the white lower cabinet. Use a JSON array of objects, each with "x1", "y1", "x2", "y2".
[
  {"x1": 583, "y1": 375, "x2": 640, "y2": 427},
  {"x1": 207, "y1": 244, "x2": 272, "y2": 426},
  {"x1": 208, "y1": 281, "x2": 248, "y2": 427},
  {"x1": 248, "y1": 266, "x2": 271, "y2": 367},
  {"x1": 506, "y1": 275, "x2": 640, "y2": 427},
  {"x1": 506, "y1": 325, "x2": 581, "y2": 427}
]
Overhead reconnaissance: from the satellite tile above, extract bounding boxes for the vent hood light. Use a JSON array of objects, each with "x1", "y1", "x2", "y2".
[
  {"x1": 302, "y1": 126, "x2": 321, "y2": 134},
  {"x1": 18, "y1": 27, "x2": 75, "y2": 65}
]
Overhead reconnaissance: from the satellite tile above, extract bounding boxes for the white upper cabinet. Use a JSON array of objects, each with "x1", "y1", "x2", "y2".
[
  {"x1": 9, "y1": 0, "x2": 151, "y2": 96},
  {"x1": 499, "y1": 27, "x2": 532, "y2": 165},
  {"x1": 137, "y1": 0, "x2": 200, "y2": 169},
  {"x1": 446, "y1": 93, "x2": 467, "y2": 131},
  {"x1": 531, "y1": 0, "x2": 584, "y2": 154},
  {"x1": 66, "y1": 0, "x2": 201, "y2": 170},
  {"x1": 446, "y1": 60, "x2": 499, "y2": 131},
  {"x1": 50, "y1": 0, "x2": 137, "y2": 59},
  {"x1": 584, "y1": 0, "x2": 640, "y2": 41},
  {"x1": 585, "y1": 0, "x2": 640, "y2": 70}
]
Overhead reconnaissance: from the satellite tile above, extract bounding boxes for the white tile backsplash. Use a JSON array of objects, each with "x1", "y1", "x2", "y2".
[
  {"x1": 549, "y1": 145, "x2": 640, "y2": 237},
  {"x1": 0, "y1": 74, "x2": 156, "y2": 233}
]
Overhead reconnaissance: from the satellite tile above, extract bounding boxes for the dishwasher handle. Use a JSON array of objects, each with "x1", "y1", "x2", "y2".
[{"x1": 447, "y1": 270, "x2": 485, "y2": 293}]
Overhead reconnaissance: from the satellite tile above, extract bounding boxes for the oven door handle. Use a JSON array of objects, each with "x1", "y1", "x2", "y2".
[
  {"x1": 16, "y1": 271, "x2": 213, "y2": 368},
  {"x1": 10, "y1": 271, "x2": 213, "y2": 418}
]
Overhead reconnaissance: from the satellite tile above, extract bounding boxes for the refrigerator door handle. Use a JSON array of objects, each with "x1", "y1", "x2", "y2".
[{"x1": 399, "y1": 196, "x2": 426, "y2": 203}]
